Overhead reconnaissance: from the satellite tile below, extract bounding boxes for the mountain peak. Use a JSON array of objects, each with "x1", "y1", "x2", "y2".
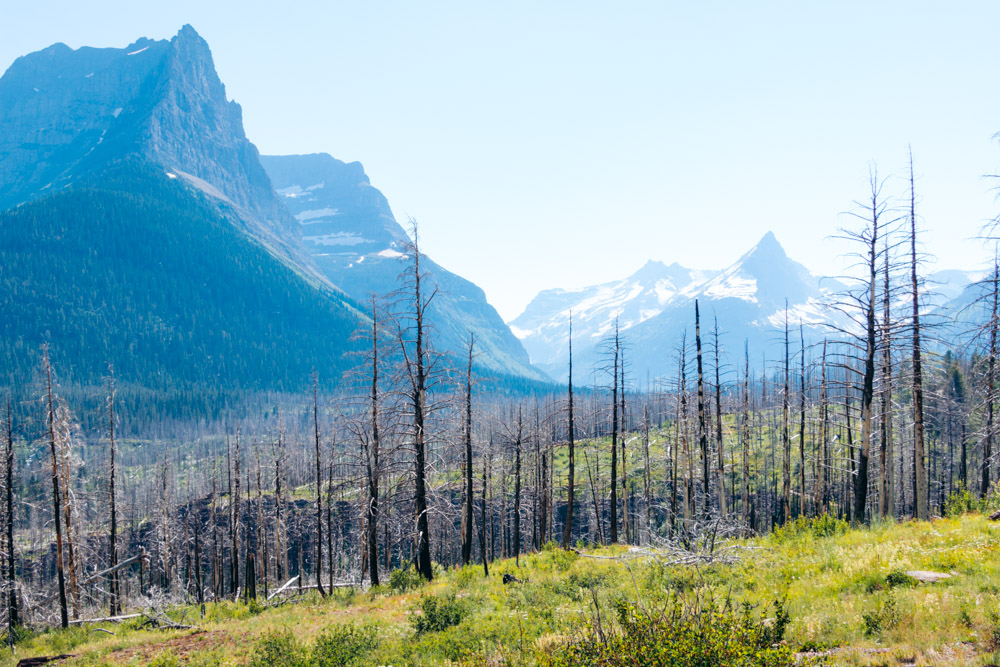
[
  {"x1": 750, "y1": 230, "x2": 784, "y2": 257},
  {"x1": 628, "y1": 259, "x2": 670, "y2": 281}
]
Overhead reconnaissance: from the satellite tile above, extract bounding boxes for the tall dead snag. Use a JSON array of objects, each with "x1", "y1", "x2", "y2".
[
  {"x1": 798, "y1": 324, "x2": 807, "y2": 518},
  {"x1": 230, "y1": 432, "x2": 242, "y2": 596},
  {"x1": 312, "y1": 373, "x2": 326, "y2": 596},
  {"x1": 984, "y1": 258, "x2": 999, "y2": 497},
  {"x1": 609, "y1": 319, "x2": 620, "y2": 543},
  {"x1": 713, "y1": 317, "x2": 726, "y2": 515},
  {"x1": 879, "y1": 239, "x2": 894, "y2": 518},
  {"x1": 854, "y1": 171, "x2": 882, "y2": 524},
  {"x1": 679, "y1": 333, "x2": 693, "y2": 522},
  {"x1": 461, "y1": 333, "x2": 475, "y2": 566},
  {"x1": 211, "y1": 460, "x2": 220, "y2": 599},
  {"x1": 479, "y1": 450, "x2": 489, "y2": 576},
  {"x1": 695, "y1": 300, "x2": 710, "y2": 512},
  {"x1": 562, "y1": 313, "x2": 576, "y2": 549},
  {"x1": 357, "y1": 295, "x2": 383, "y2": 586},
  {"x1": 56, "y1": 403, "x2": 79, "y2": 618},
  {"x1": 620, "y1": 348, "x2": 629, "y2": 543},
  {"x1": 909, "y1": 153, "x2": 928, "y2": 520},
  {"x1": 513, "y1": 409, "x2": 523, "y2": 566},
  {"x1": 5, "y1": 396, "x2": 17, "y2": 641},
  {"x1": 642, "y1": 403, "x2": 652, "y2": 542},
  {"x1": 42, "y1": 346, "x2": 69, "y2": 628},
  {"x1": 741, "y1": 342, "x2": 751, "y2": 529},
  {"x1": 782, "y1": 304, "x2": 791, "y2": 524},
  {"x1": 817, "y1": 340, "x2": 829, "y2": 514},
  {"x1": 273, "y1": 414, "x2": 287, "y2": 582},
  {"x1": 107, "y1": 367, "x2": 120, "y2": 617},
  {"x1": 398, "y1": 223, "x2": 434, "y2": 580},
  {"x1": 193, "y1": 500, "x2": 204, "y2": 616}
]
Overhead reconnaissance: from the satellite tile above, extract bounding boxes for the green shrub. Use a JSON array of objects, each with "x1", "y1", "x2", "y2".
[
  {"x1": 862, "y1": 593, "x2": 899, "y2": 637},
  {"x1": 389, "y1": 564, "x2": 426, "y2": 593},
  {"x1": 885, "y1": 570, "x2": 918, "y2": 589},
  {"x1": 147, "y1": 651, "x2": 180, "y2": 667},
  {"x1": 771, "y1": 514, "x2": 849, "y2": 542},
  {"x1": 249, "y1": 629, "x2": 308, "y2": 667},
  {"x1": 412, "y1": 594, "x2": 466, "y2": 634},
  {"x1": 544, "y1": 596, "x2": 794, "y2": 666},
  {"x1": 311, "y1": 623, "x2": 380, "y2": 666},
  {"x1": 945, "y1": 484, "x2": 977, "y2": 517}
]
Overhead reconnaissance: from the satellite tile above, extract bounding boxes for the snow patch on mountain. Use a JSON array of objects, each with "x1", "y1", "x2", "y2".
[{"x1": 294, "y1": 207, "x2": 339, "y2": 221}]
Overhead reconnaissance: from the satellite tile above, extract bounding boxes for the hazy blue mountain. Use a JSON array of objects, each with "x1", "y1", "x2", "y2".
[
  {"x1": 512, "y1": 232, "x2": 848, "y2": 380},
  {"x1": 0, "y1": 28, "x2": 368, "y2": 390},
  {"x1": 0, "y1": 25, "x2": 322, "y2": 284},
  {"x1": 261, "y1": 153, "x2": 547, "y2": 382},
  {"x1": 509, "y1": 259, "x2": 717, "y2": 374}
]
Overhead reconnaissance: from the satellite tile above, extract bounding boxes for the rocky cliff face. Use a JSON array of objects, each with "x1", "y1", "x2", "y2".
[
  {"x1": 262, "y1": 153, "x2": 548, "y2": 382},
  {"x1": 0, "y1": 26, "x2": 312, "y2": 279}
]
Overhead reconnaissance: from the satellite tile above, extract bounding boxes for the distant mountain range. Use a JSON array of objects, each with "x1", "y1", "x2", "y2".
[
  {"x1": 0, "y1": 26, "x2": 543, "y2": 390},
  {"x1": 510, "y1": 231, "x2": 983, "y2": 381}
]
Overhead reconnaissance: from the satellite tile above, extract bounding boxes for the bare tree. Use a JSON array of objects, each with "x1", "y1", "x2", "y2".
[
  {"x1": 311, "y1": 373, "x2": 326, "y2": 596},
  {"x1": 909, "y1": 153, "x2": 928, "y2": 520},
  {"x1": 42, "y1": 346, "x2": 68, "y2": 628},
  {"x1": 562, "y1": 313, "x2": 576, "y2": 549}
]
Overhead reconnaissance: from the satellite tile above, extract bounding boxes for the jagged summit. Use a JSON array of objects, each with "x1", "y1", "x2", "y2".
[
  {"x1": 510, "y1": 232, "x2": 834, "y2": 379},
  {"x1": 0, "y1": 25, "x2": 316, "y2": 281}
]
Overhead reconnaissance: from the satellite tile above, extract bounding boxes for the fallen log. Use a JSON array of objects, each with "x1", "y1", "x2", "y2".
[
  {"x1": 16, "y1": 656, "x2": 74, "y2": 666},
  {"x1": 68, "y1": 613, "x2": 142, "y2": 625},
  {"x1": 265, "y1": 575, "x2": 299, "y2": 601}
]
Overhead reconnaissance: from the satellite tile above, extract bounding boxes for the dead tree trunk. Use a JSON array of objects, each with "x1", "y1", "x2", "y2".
[
  {"x1": 782, "y1": 304, "x2": 791, "y2": 524},
  {"x1": 714, "y1": 317, "x2": 726, "y2": 515},
  {"x1": 798, "y1": 324, "x2": 807, "y2": 518},
  {"x1": 43, "y1": 347, "x2": 69, "y2": 628},
  {"x1": 856, "y1": 185, "x2": 880, "y2": 523},
  {"x1": 909, "y1": 153, "x2": 928, "y2": 520},
  {"x1": 562, "y1": 313, "x2": 576, "y2": 549},
  {"x1": 5, "y1": 397, "x2": 18, "y2": 640},
  {"x1": 610, "y1": 320, "x2": 619, "y2": 543},
  {"x1": 462, "y1": 334, "x2": 475, "y2": 565},
  {"x1": 312, "y1": 374, "x2": 326, "y2": 596},
  {"x1": 107, "y1": 369, "x2": 120, "y2": 617},
  {"x1": 985, "y1": 259, "x2": 998, "y2": 498},
  {"x1": 695, "y1": 301, "x2": 710, "y2": 513}
]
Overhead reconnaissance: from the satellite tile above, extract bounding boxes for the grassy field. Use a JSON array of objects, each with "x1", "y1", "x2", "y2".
[{"x1": 6, "y1": 512, "x2": 1000, "y2": 665}]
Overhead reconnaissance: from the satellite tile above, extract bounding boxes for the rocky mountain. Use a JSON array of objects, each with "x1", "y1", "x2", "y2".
[
  {"x1": 511, "y1": 232, "x2": 848, "y2": 380},
  {"x1": 261, "y1": 153, "x2": 546, "y2": 382},
  {"x1": 509, "y1": 260, "x2": 716, "y2": 373},
  {"x1": 0, "y1": 27, "x2": 546, "y2": 389},
  {"x1": 0, "y1": 26, "x2": 318, "y2": 281}
]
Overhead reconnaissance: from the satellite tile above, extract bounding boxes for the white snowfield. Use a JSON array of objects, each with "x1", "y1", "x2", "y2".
[
  {"x1": 507, "y1": 231, "x2": 924, "y2": 372},
  {"x1": 294, "y1": 207, "x2": 339, "y2": 221},
  {"x1": 303, "y1": 232, "x2": 365, "y2": 246}
]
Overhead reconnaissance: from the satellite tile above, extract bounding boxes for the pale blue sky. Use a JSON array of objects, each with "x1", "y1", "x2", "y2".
[{"x1": 2, "y1": 1, "x2": 999, "y2": 319}]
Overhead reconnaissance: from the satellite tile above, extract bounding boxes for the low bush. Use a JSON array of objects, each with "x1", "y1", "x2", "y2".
[
  {"x1": 412, "y1": 594, "x2": 466, "y2": 634},
  {"x1": 388, "y1": 564, "x2": 426, "y2": 593},
  {"x1": 248, "y1": 629, "x2": 307, "y2": 667},
  {"x1": 544, "y1": 596, "x2": 793, "y2": 666},
  {"x1": 312, "y1": 623, "x2": 380, "y2": 666},
  {"x1": 771, "y1": 514, "x2": 849, "y2": 542},
  {"x1": 861, "y1": 593, "x2": 899, "y2": 638}
]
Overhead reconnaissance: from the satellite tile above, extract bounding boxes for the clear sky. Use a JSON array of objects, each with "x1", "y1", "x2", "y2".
[{"x1": 2, "y1": 1, "x2": 999, "y2": 319}]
